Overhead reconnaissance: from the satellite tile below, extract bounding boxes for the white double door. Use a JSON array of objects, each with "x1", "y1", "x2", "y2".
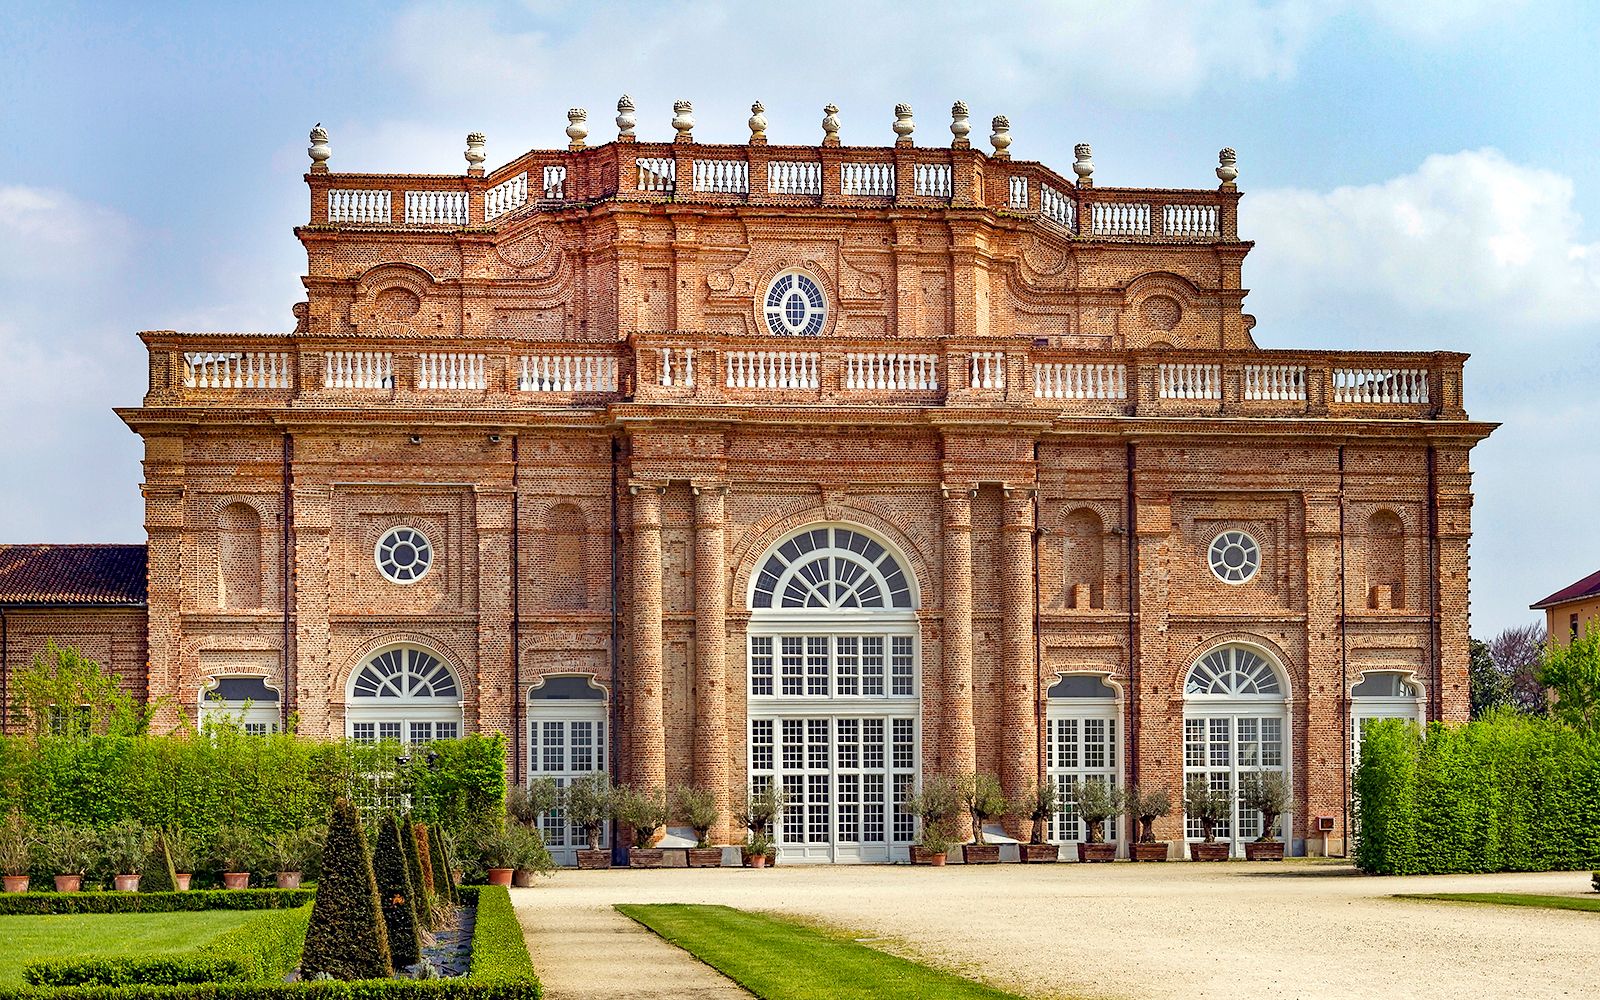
[{"x1": 527, "y1": 709, "x2": 609, "y2": 867}]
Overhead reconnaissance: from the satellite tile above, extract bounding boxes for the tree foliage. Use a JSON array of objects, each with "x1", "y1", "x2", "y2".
[
  {"x1": 8, "y1": 643, "x2": 160, "y2": 738},
  {"x1": 300, "y1": 798, "x2": 392, "y2": 981},
  {"x1": 373, "y1": 813, "x2": 421, "y2": 970},
  {"x1": 1539, "y1": 622, "x2": 1600, "y2": 735}
]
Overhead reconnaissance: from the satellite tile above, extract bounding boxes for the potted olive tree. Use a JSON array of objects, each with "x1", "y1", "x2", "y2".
[
  {"x1": 478, "y1": 823, "x2": 518, "y2": 885},
  {"x1": 1183, "y1": 775, "x2": 1231, "y2": 861},
  {"x1": 44, "y1": 824, "x2": 95, "y2": 892},
  {"x1": 737, "y1": 784, "x2": 786, "y2": 868},
  {"x1": 213, "y1": 825, "x2": 260, "y2": 888},
  {"x1": 0, "y1": 811, "x2": 34, "y2": 892},
  {"x1": 165, "y1": 827, "x2": 201, "y2": 890},
  {"x1": 957, "y1": 773, "x2": 1008, "y2": 863},
  {"x1": 508, "y1": 779, "x2": 559, "y2": 886},
  {"x1": 902, "y1": 775, "x2": 961, "y2": 866},
  {"x1": 104, "y1": 820, "x2": 151, "y2": 891},
  {"x1": 1072, "y1": 779, "x2": 1121, "y2": 862},
  {"x1": 264, "y1": 828, "x2": 319, "y2": 889},
  {"x1": 674, "y1": 785, "x2": 724, "y2": 868},
  {"x1": 1126, "y1": 784, "x2": 1174, "y2": 861},
  {"x1": 1240, "y1": 771, "x2": 1295, "y2": 861},
  {"x1": 615, "y1": 785, "x2": 669, "y2": 868},
  {"x1": 508, "y1": 820, "x2": 553, "y2": 885},
  {"x1": 564, "y1": 773, "x2": 615, "y2": 870},
  {"x1": 1016, "y1": 782, "x2": 1060, "y2": 863}
]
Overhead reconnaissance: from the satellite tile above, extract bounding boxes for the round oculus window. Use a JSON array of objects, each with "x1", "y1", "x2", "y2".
[
  {"x1": 1208, "y1": 530, "x2": 1260, "y2": 584},
  {"x1": 376, "y1": 527, "x2": 433, "y2": 584},
  {"x1": 763, "y1": 272, "x2": 827, "y2": 336}
]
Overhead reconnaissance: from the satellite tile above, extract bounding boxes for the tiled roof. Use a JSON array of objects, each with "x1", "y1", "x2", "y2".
[
  {"x1": 1531, "y1": 568, "x2": 1600, "y2": 610},
  {"x1": 0, "y1": 545, "x2": 147, "y2": 606}
]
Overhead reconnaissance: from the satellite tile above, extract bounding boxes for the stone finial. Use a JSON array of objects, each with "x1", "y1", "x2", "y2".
[
  {"x1": 308, "y1": 123, "x2": 331, "y2": 173},
  {"x1": 748, "y1": 101, "x2": 768, "y2": 145},
  {"x1": 464, "y1": 131, "x2": 487, "y2": 174},
  {"x1": 1073, "y1": 142, "x2": 1095, "y2": 186},
  {"x1": 821, "y1": 103, "x2": 841, "y2": 146},
  {"x1": 989, "y1": 115, "x2": 1012, "y2": 159},
  {"x1": 672, "y1": 100, "x2": 695, "y2": 142},
  {"x1": 892, "y1": 103, "x2": 915, "y2": 146},
  {"x1": 616, "y1": 95, "x2": 637, "y2": 142},
  {"x1": 1217, "y1": 147, "x2": 1239, "y2": 186},
  {"x1": 566, "y1": 108, "x2": 589, "y2": 151},
  {"x1": 950, "y1": 100, "x2": 971, "y2": 148}
]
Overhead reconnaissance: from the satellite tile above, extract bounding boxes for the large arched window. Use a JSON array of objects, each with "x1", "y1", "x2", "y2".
[
  {"x1": 527, "y1": 676, "x2": 609, "y2": 866},
  {"x1": 747, "y1": 523, "x2": 919, "y2": 863},
  {"x1": 346, "y1": 646, "x2": 463, "y2": 744},
  {"x1": 1182, "y1": 643, "x2": 1290, "y2": 856},
  {"x1": 1046, "y1": 674, "x2": 1121, "y2": 854}
]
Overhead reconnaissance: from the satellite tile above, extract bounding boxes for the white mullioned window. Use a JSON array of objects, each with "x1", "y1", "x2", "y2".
[
  {"x1": 1045, "y1": 674, "x2": 1122, "y2": 854},
  {"x1": 1350, "y1": 670, "x2": 1424, "y2": 767},
  {"x1": 527, "y1": 676, "x2": 610, "y2": 866},
  {"x1": 762, "y1": 271, "x2": 828, "y2": 337},
  {"x1": 1182, "y1": 643, "x2": 1290, "y2": 855},
  {"x1": 747, "y1": 524, "x2": 920, "y2": 863},
  {"x1": 345, "y1": 645, "x2": 463, "y2": 744},
  {"x1": 199, "y1": 675, "x2": 281, "y2": 735}
]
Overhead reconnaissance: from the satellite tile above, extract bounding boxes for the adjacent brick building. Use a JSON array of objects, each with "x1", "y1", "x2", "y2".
[{"x1": 5, "y1": 100, "x2": 1495, "y2": 861}]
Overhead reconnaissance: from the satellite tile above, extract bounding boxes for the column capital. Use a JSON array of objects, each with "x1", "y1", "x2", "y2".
[
  {"x1": 940, "y1": 482, "x2": 978, "y2": 499},
  {"x1": 628, "y1": 480, "x2": 667, "y2": 496},
  {"x1": 690, "y1": 481, "x2": 728, "y2": 497}
]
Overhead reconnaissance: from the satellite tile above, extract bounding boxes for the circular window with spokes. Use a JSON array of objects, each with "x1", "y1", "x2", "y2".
[
  {"x1": 1208, "y1": 530, "x2": 1260, "y2": 584},
  {"x1": 763, "y1": 271, "x2": 827, "y2": 337},
  {"x1": 375, "y1": 527, "x2": 433, "y2": 584}
]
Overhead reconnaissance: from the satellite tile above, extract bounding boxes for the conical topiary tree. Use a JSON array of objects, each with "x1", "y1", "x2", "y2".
[
  {"x1": 412, "y1": 822, "x2": 436, "y2": 897},
  {"x1": 401, "y1": 816, "x2": 433, "y2": 931},
  {"x1": 141, "y1": 831, "x2": 179, "y2": 893},
  {"x1": 427, "y1": 824, "x2": 456, "y2": 905},
  {"x1": 373, "y1": 814, "x2": 421, "y2": 969},
  {"x1": 301, "y1": 798, "x2": 393, "y2": 980}
]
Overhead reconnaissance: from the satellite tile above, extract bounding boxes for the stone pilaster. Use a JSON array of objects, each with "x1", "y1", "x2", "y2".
[
  {"x1": 1000, "y1": 487, "x2": 1038, "y2": 821},
  {"x1": 292, "y1": 484, "x2": 334, "y2": 736},
  {"x1": 941, "y1": 486, "x2": 976, "y2": 790},
  {"x1": 629, "y1": 483, "x2": 666, "y2": 790},
  {"x1": 692, "y1": 483, "x2": 731, "y2": 842}
]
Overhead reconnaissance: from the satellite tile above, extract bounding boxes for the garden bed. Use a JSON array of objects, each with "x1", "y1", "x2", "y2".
[
  {"x1": 0, "y1": 891, "x2": 314, "y2": 918},
  {"x1": 0, "y1": 911, "x2": 263, "y2": 986}
]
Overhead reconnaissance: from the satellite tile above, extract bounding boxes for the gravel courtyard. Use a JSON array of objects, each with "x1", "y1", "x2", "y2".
[{"x1": 511, "y1": 860, "x2": 1598, "y2": 1000}]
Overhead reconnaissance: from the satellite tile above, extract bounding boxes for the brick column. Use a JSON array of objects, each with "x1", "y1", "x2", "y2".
[
  {"x1": 629, "y1": 484, "x2": 666, "y2": 790},
  {"x1": 692, "y1": 484, "x2": 731, "y2": 842},
  {"x1": 1000, "y1": 487, "x2": 1039, "y2": 823},
  {"x1": 292, "y1": 484, "x2": 334, "y2": 736},
  {"x1": 941, "y1": 486, "x2": 976, "y2": 790}
]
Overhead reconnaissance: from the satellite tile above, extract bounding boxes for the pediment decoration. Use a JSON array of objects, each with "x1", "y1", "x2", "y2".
[
  {"x1": 494, "y1": 219, "x2": 564, "y2": 280},
  {"x1": 1021, "y1": 232, "x2": 1071, "y2": 278},
  {"x1": 351, "y1": 263, "x2": 436, "y2": 337}
]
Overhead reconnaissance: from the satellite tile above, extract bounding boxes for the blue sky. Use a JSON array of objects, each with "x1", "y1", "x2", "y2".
[{"x1": 2, "y1": 0, "x2": 1596, "y2": 636}]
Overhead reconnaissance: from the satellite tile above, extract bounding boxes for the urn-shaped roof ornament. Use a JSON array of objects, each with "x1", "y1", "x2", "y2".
[
  {"x1": 989, "y1": 115, "x2": 1012, "y2": 159},
  {"x1": 672, "y1": 100, "x2": 695, "y2": 142},
  {"x1": 821, "y1": 103, "x2": 841, "y2": 146},
  {"x1": 748, "y1": 101, "x2": 768, "y2": 145},
  {"x1": 1217, "y1": 147, "x2": 1239, "y2": 186},
  {"x1": 464, "y1": 131, "x2": 487, "y2": 175},
  {"x1": 308, "y1": 123, "x2": 331, "y2": 173},
  {"x1": 1073, "y1": 142, "x2": 1095, "y2": 186},
  {"x1": 950, "y1": 100, "x2": 971, "y2": 148},
  {"x1": 892, "y1": 103, "x2": 915, "y2": 146},
  {"x1": 566, "y1": 108, "x2": 589, "y2": 151},
  {"x1": 616, "y1": 94, "x2": 637, "y2": 142}
]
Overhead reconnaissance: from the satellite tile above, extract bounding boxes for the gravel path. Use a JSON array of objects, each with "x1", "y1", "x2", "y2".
[{"x1": 510, "y1": 861, "x2": 1598, "y2": 1000}]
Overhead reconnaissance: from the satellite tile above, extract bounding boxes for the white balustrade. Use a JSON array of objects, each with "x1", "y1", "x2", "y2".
[
  {"x1": 725, "y1": 351, "x2": 820, "y2": 390},
  {"x1": 913, "y1": 163, "x2": 952, "y2": 198},
  {"x1": 1333, "y1": 368, "x2": 1429, "y2": 404},
  {"x1": 1040, "y1": 184, "x2": 1074, "y2": 231},
  {"x1": 637, "y1": 157, "x2": 676, "y2": 192},
  {"x1": 324, "y1": 351, "x2": 393, "y2": 389},
  {"x1": 519, "y1": 354, "x2": 618, "y2": 392},
  {"x1": 417, "y1": 352, "x2": 486, "y2": 390},
  {"x1": 969, "y1": 351, "x2": 1006, "y2": 390},
  {"x1": 327, "y1": 189, "x2": 392, "y2": 224},
  {"x1": 183, "y1": 351, "x2": 292, "y2": 390},
  {"x1": 692, "y1": 159, "x2": 749, "y2": 194},
  {"x1": 484, "y1": 172, "x2": 528, "y2": 221},
  {"x1": 1008, "y1": 175, "x2": 1029, "y2": 210},
  {"x1": 1158, "y1": 363, "x2": 1222, "y2": 400},
  {"x1": 403, "y1": 190, "x2": 468, "y2": 225},
  {"x1": 542, "y1": 165, "x2": 567, "y2": 199},
  {"x1": 844, "y1": 352, "x2": 939, "y2": 391},
  {"x1": 1242, "y1": 364, "x2": 1306, "y2": 401},
  {"x1": 658, "y1": 347, "x2": 695, "y2": 388},
  {"x1": 840, "y1": 162, "x2": 895, "y2": 197},
  {"x1": 1091, "y1": 201, "x2": 1152, "y2": 237},
  {"x1": 1033, "y1": 362, "x2": 1126, "y2": 400},
  {"x1": 767, "y1": 161, "x2": 822, "y2": 196},
  {"x1": 1163, "y1": 203, "x2": 1219, "y2": 238}
]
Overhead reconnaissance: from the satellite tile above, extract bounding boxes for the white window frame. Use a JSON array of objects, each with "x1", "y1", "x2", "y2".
[
  {"x1": 762, "y1": 271, "x2": 828, "y2": 337},
  {"x1": 1350, "y1": 670, "x2": 1424, "y2": 767},
  {"x1": 1182, "y1": 643, "x2": 1291, "y2": 857},
  {"x1": 1045, "y1": 675, "x2": 1123, "y2": 857},
  {"x1": 345, "y1": 645, "x2": 464, "y2": 744},
  {"x1": 198, "y1": 676, "x2": 281, "y2": 735}
]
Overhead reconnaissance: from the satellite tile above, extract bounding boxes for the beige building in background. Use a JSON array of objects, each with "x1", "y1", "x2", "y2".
[{"x1": 1531, "y1": 569, "x2": 1600, "y2": 644}]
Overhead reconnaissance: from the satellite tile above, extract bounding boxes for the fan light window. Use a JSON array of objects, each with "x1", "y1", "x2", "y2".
[
  {"x1": 376, "y1": 526, "x2": 432, "y2": 584},
  {"x1": 352, "y1": 647, "x2": 460, "y2": 699},
  {"x1": 763, "y1": 272, "x2": 827, "y2": 337},
  {"x1": 1208, "y1": 530, "x2": 1260, "y2": 584}
]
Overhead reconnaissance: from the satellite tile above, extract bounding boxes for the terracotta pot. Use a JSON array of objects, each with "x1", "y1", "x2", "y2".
[
  {"x1": 628, "y1": 848, "x2": 665, "y2": 869},
  {"x1": 485, "y1": 867, "x2": 514, "y2": 886},
  {"x1": 1018, "y1": 843, "x2": 1060, "y2": 863},
  {"x1": 1189, "y1": 842, "x2": 1230, "y2": 862},
  {"x1": 1244, "y1": 840, "x2": 1285, "y2": 861},
  {"x1": 686, "y1": 847, "x2": 723, "y2": 868},
  {"x1": 747, "y1": 853, "x2": 768, "y2": 869},
  {"x1": 962, "y1": 843, "x2": 1002, "y2": 864},
  {"x1": 175, "y1": 874, "x2": 192, "y2": 891},
  {"x1": 1131, "y1": 842, "x2": 1170, "y2": 862},
  {"x1": 512, "y1": 869, "x2": 538, "y2": 887},
  {"x1": 221, "y1": 872, "x2": 251, "y2": 889},
  {"x1": 1077, "y1": 842, "x2": 1117, "y2": 863},
  {"x1": 2, "y1": 875, "x2": 29, "y2": 893},
  {"x1": 910, "y1": 846, "x2": 949, "y2": 866},
  {"x1": 575, "y1": 850, "x2": 612, "y2": 870},
  {"x1": 54, "y1": 874, "x2": 82, "y2": 893},
  {"x1": 114, "y1": 874, "x2": 142, "y2": 892},
  {"x1": 276, "y1": 871, "x2": 303, "y2": 889}
]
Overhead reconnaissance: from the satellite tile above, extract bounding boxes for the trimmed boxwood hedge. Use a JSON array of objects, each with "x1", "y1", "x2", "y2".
[
  {"x1": 0, "y1": 889, "x2": 314, "y2": 916},
  {"x1": 463, "y1": 887, "x2": 533, "y2": 984},
  {"x1": 24, "y1": 905, "x2": 311, "y2": 986},
  {"x1": 1356, "y1": 712, "x2": 1600, "y2": 875}
]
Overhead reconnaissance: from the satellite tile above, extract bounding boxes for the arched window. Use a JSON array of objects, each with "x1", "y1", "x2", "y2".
[
  {"x1": 200, "y1": 675, "x2": 280, "y2": 735},
  {"x1": 1061, "y1": 508, "x2": 1105, "y2": 610},
  {"x1": 527, "y1": 676, "x2": 608, "y2": 866},
  {"x1": 747, "y1": 523, "x2": 919, "y2": 863},
  {"x1": 1046, "y1": 674, "x2": 1120, "y2": 852},
  {"x1": 1350, "y1": 670, "x2": 1423, "y2": 766},
  {"x1": 346, "y1": 646, "x2": 463, "y2": 744},
  {"x1": 218, "y1": 502, "x2": 262, "y2": 609},
  {"x1": 1182, "y1": 644, "x2": 1290, "y2": 856},
  {"x1": 1365, "y1": 510, "x2": 1405, "y2": 609},
  {"x1": 545, "y1": 504, "x2": 589, "y2": 610}
]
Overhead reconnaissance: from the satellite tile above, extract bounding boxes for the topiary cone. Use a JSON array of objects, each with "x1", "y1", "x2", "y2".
[
  {"x1": 300, "y1": 798, "x2": 393, "y2": 980},
  {"x1": 141, "y1": 831, "x2": 179, "y2": 893},
  {"x1": 401, "y1": 815, "x2": 433, "y2": 931},
  {"x1": 374, "y1": 813, "x2": 421, "y2": 969}
]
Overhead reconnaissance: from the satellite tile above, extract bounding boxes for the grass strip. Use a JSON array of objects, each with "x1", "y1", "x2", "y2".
[
  {"x1": 0, "y1": 911, "x2": 259, "y2": 986},
  {"x1": 616, "y1": 903, "x2": 1026, "y2": 1000},
  {"x1": 1396, "y1": 892, "x2": 1600, "y2": 914}
]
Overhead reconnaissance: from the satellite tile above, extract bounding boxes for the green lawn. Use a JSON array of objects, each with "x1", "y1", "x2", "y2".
[
  {"x1": 1397, "y1": 892, "x2": 1600, "y2": 914},
  {"x1": 0, "y1": 910, "x2": 260, "y2": 985},
  {"x1": 617, "y1": 903, "x2": 1029, "y2": 1000}
]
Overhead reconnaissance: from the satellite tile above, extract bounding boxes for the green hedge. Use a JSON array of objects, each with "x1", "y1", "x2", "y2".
[
  {"x1": 464, "y1": 887, "x2": 533, "y2": 984},
  {"x1": 24, "y1": 905, "x2": 311, "y2": 986},
  {"x1": 1355, "y1": 712, "x2": 1600, "y2": 875},
  {"x1": 0, "y1": 889, "x2": 313, "y2": 916}
]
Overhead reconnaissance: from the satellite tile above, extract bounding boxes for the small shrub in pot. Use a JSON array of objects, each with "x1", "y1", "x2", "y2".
[
  {"x1": 902, "y1": 775, "x2": 961, "y2": 866},
  {"x1": 0, "y1": 811, "x2": 35, "y2": 892},
  {"x1": 957, "y1": 773, "x2": 1008, "y2": 863},
  {"x1": 102, "y1": 820, "x2": 152, "y2": 891},
  {"x1": 674, "y1": 785, "x2": 724, "y2": 867},
  {"x1": 477, "y1": 822, "x2": 519, "y2": 885},
  {"x1": 1184, "y1": 775, "x2": 1232, "y2": 861},
  {"x1": 1240, "y1": 771, "x2": 1296, "y2": 861},
  {"x1": 1126, "y1": 784, "x2": 1174, "y2": 861},
  {"x1": 1072, "y1": 779, "x2": 1122, "y2": 862},
  {"x1": 737, "y1": 784, "x2": 787, "y2": 867},
  {"x1": 1016, "y1": 782, "x2": 1060, "y2": 863},
  {"x1": 563, "y1": 773, "x2": 616, "y2": 869},
  {"x1": 264, "y1": 827, "x2": 320, "y2": 888},
  {"x1": 163, "y1": 827, "x2": 201, "y2": 890},
  {"x1": 43, "y1": 824, "x2": 95, "y2": 891},
  {"x1": 212, "y1": 825, "x2": 260, "y2": 888},
  {"x1": 616, "y1": 785, "x2": 670, "y2": 868},
  {"x1": 508, "y1": 820, "x2": 553, "y2": 885}
]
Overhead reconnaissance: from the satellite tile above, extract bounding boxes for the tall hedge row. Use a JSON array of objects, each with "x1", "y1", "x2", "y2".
[{"x1": 1355, "y1": 712, "x2": 1600, "y2": 875}]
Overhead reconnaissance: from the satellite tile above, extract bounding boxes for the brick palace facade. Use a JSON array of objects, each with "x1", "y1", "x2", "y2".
[{"x1": 0, "y1": 100, "x2": 1495, "y2": 861}]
